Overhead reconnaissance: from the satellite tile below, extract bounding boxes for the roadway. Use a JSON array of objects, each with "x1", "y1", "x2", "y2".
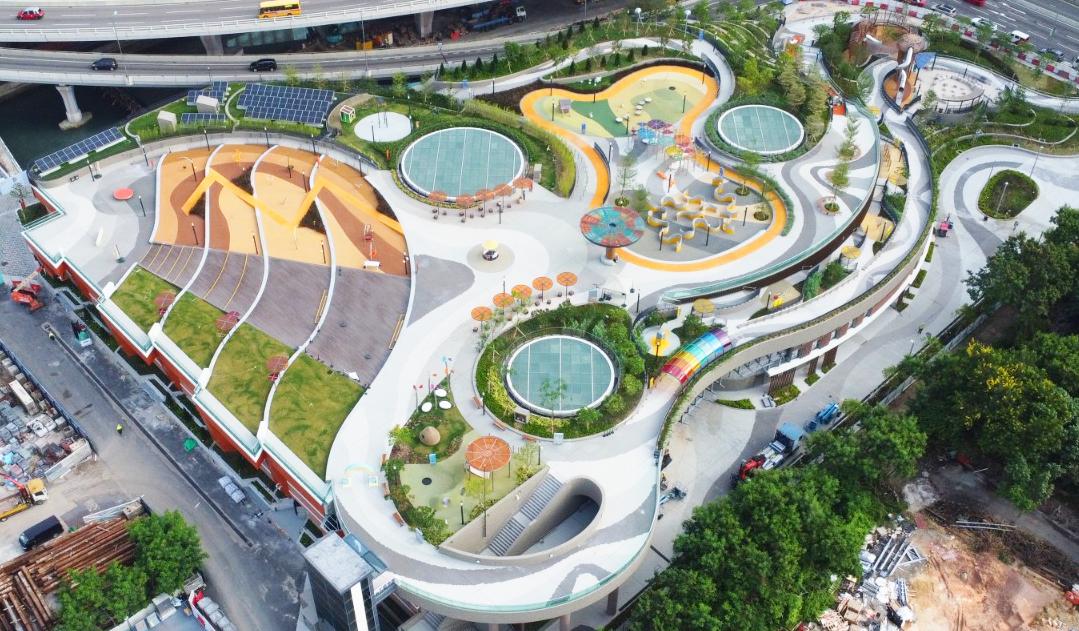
[
  {"x1": 935, "y1": 0, "x2": 1079, "y2": 65},
  {"x1": 0, "y1": 0, "x2": 486, "y2": 42}
]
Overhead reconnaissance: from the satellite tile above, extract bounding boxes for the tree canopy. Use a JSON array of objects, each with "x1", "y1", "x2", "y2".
[{"x1": 629, "y1": 405, "x2": 924, "y2": 630}]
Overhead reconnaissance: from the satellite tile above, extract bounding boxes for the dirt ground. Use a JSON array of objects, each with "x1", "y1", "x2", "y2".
[{"x1": 906, "y1": 522, "x2": 1078, "y2": 631}]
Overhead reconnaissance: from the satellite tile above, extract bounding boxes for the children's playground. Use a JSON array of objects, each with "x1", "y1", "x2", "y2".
[
  {"x1": 529, "y1": 65, "x2": 713, "y2": 138},
  {"x1": 627, "y1": 159, "x2": 773, "y2": 262}
]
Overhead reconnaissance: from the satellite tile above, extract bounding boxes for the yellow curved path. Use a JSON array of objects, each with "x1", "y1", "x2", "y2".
[{"x1": 520, "y1": 65, "x2": 789, "y2": 273}]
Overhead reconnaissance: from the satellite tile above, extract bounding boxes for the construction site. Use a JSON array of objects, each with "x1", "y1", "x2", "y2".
[
  {"x1": 0, "y1": 338, "x2": 92, "y2": 530},
  {"x1": 0, "y1": 514, "x2": 137, "y2": 630}
]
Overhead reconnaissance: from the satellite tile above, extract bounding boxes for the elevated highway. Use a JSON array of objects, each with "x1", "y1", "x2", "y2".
[
  {"x1": 0, "y1": 0, "x2": 484, "y2": 42},
  {"x1": 0, "y1": 39, "x2": 516, "y2": 86}
]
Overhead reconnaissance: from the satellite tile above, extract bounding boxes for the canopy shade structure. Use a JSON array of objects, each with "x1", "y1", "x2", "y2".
[{"x1": 580, "y1": 205, "x2": 645, "y2": 261}]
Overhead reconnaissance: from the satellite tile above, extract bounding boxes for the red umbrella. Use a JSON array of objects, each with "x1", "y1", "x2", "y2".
[{"x1": 429, "y1": 190, "x2": 448, "y2": 204}]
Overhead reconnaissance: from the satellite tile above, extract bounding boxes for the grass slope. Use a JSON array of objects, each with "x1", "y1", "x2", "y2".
[
  {"x1": 110, "y1": 266, "x2": 179, "y2": 332},
  {"x1": 208, "y1": 323, "x2": 291, "y2": 433},
  {"x1": 162, "y1": 293, "x2": 226, "y2": 367},
  {"x1": 269, "y1": 354, "x2": 363, "y2": 477}
]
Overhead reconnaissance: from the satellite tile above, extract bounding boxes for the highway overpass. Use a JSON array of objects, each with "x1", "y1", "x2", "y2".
[
  {"x1": 0, "y1": 0, "x2": 486, "y2": 42},
  {"x1": 0, "y1": 37, "x2": 529, "y2": 87}
]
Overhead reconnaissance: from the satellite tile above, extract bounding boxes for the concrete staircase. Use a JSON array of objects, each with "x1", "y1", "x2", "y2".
[{"x1": 486, "y1": 475, "x2": 562, "y2": 556}]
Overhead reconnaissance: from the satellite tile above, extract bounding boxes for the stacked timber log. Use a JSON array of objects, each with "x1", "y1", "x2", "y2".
[{"x1": 0, "y1": 517, "x2": 137, "y2": 631}]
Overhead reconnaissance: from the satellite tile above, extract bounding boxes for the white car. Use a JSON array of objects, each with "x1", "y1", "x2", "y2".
[
  {"x1": 970, "y1": 17, "x2": 996, "y2": 31},
  {"x1": 933, "y1": 3, "x2": 958, "y2": 16}
]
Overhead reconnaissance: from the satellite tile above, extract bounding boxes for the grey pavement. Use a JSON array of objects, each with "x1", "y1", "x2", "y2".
[{"x1": 0, "y1": 288, "x2": 304, "y2": 631}]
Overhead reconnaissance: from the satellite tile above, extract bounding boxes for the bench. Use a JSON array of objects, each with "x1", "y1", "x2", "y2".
[
  {"x1": 380, "y1": 453, "x2": 387, "y2": 466},
  {"x1": 472, "y1": 396, "x2": 483, "y2": 409},
  {"x1": 493, "y1": 419, "x2": 507, "y2": 431},
  {"x1": 381, "y1": 483, "x2": 390, "y2": 498},
  {"x1": 522, "y1": 435, "x2": 537, "y2": 443},
  {"x1": 392, "y1": 512, "x2": 405, "y2": 526}
]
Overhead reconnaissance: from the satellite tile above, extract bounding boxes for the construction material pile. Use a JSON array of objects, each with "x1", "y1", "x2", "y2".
[{"x1": 0, "y1": 517, "x2": 138, "y2": 630}]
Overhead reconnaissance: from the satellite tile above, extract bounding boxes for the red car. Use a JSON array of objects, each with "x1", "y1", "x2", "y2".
[{"x1": 16, "y1": 7, "x2": 44, "y2": 20}]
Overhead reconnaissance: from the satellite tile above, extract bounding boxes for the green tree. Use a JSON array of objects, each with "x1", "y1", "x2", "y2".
[
  {"x1": 808, "y1": 402, "x2": 926, "y2": 490},
  {"x1": 691, "y1": 0, "x2": 711, "y2": 25},
  {"x1": 57, "y1": 568, "x2": 108, "y2": 631},
  {"x1": 921, "y1": 12, "x2": 942, "y2": 39},
  {"x1": 827, "y1": 161, "x2": 850, "y2": 200},
  {"x1": 974, "y1": 22, "x2": 994, "y2": 60},
  {"x1": 832, "y1": 10, "x2": 850, "y2": 29},
  {"x1": 128, "y1": 511, "x2": 206, "y2": 595},
  {"x1": 628, "y1": 569, "x2": 720, "y2": 630},
  {"x1": 1017, "y1": 333, "x2": 1079, "y2": 396},
  {"x1": 965, "y1": 233, "x2": 1073, "y2": 334},
  {"x1": 103, "y1": 562, "x2": 148, "y2": 623},
  {"x1": 391, "y1": 72, "x2": 408, "y2": 98},
  {"x1": 577, "y1": 407, "x2": 601, "y2": 431},
  {"x1": 8, "y1": 181, "x2": 29, "y2": 212},
  {"x1": 282, "y1": 65, "x2": 300, "y2": 86},
  {"x1": 311, "y1": 64, "x2": 327, "y2": 90}
]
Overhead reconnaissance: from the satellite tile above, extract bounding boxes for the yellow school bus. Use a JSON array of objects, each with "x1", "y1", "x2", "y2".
[{"x1": 258, "y1": 0, "x2": 301, "y2": 18}]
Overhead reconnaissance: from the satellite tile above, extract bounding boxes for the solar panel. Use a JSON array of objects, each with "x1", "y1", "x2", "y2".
[
  {"x1": 33, "y1": 127, "x2": 124, "y2": 172},
  {"x1": 186, "y1": 82, "x2": 229, "y2": 105},
  {"x1": 237, "y1": 84, "x2": 333, "y2": 126},
  {"x1": 180, "y1": 113, "x2": 228, "y2": 124}
]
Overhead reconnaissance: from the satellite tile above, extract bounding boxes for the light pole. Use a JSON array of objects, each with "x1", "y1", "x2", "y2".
[
  {"x1": 137, "y1": 194, "x2": 146, "y2": 217},
  {"x1": 263, "y1": 127, "x2": 270, "y2": 147},
  {"x1": 1029, "y1": 138, "x2": 1043, "y2": 176},
  {"x1": 181, "y1": 157, "x2": 198, "y2": 182},
  {"x1": 361, "y1": 12, "x2": 369, "y2": 74},
  {"x1": 202, "y1": 129, "x2": 210, "y2": 151},
  {"x1": 994, "y1": 180, "x2": 1010, "y2": 216},
  {"x1": 112, "y1": 11, "x2": 125, "y2": 75},
  {"x1": 634, "y1": 7, "x2": 641, "y2": 36}
]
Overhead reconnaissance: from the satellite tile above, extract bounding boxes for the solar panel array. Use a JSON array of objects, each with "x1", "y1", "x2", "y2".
[
  {"x1": 33, "y1": 127, "x2": 124, "y2": 172},
  {"x1": 186, "y1": 81, "x2": 228, "y2": 106},
  {"x1": 238, "y1": 84, "x2": 333, "y2": 126},
  {"x1": 181, "y1": 112, "x2": 229, "y2": 125}
]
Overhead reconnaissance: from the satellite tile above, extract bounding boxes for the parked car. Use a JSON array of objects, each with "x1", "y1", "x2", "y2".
[
  {"x1": 932, "y1": 3, "x2": 957, "y2": 15},
  {"x1": 89, "y1": 57, "x2": 118, "y2": 71},
  {"x1": 970, "y1": 17, "x2": 996, "y2": 31},
  {"x1": 248, "y1": 58, "x2": 277, "y2": 72},
  {"x1": 15, "y1": 7, "x2": 44, "y2": 20},
  {"x1": 1039, "y1": 48, "x2": 1066, "y2": 62},
  {"x1": 19, "y1": 515, "x2": 63, "y2": 550}
]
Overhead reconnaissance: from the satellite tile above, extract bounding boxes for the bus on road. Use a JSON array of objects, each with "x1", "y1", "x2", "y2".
[{"x1": 258, "y1": 0, "x2": 301, "y2": 18}]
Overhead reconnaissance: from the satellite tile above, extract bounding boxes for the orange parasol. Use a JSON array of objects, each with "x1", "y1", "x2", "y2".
[
  {"x1": 511, "y1": 284, "x2": 532, "y2": 301},
  {"x1": 512, "y1": 176, "x2": 534, "y2": 191},
  {"x1": 456, "y1": 194, "x2": 475, "y2": 209},
  {"x1": 474, "y1": 188, "x2": 493, "y2": 209},
  {"x1": 674, "y1": 133, "x2": 692, "y2": 148},
  {"x1": 428, "y1": 190, "x2": 448, "y2": 204},
  {"x1": 532, "y1": 276, "x2": 553, "y2": 301},
  {"x1": 494, "y1": 183, "x2": 513, "y2": 199},
  {"x1": 493, "y1": 292, "x2": 514, "y2": 308},
  {"x1": 465, "y1": 435, "x2": 511, "y2": 473},
  {"x1": 471, "y1": 306, "x2": 493, "y2": 322},
  {"x1": 556, "y1": 272, "x2": 578, "y2": 289}
]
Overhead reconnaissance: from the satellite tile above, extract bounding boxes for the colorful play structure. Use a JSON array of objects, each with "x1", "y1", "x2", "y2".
[
  {"x1": 660, "y1": 328, "x2": 735, "y2": 384},
  {"x1": 645, "y1": 177, "x2": 739, "y2": 252}
]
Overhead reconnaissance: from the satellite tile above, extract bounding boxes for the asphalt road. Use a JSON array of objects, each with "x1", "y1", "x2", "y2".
[
  {"x1": 0, "y1": 290, "x2": 306, "y2": 631},
  {"x1": 0, "y1": 0, "x2": 486, "y2": 41},
  {"x1": 941, "y1": 0, "x2": 1079, "y2": 64}
]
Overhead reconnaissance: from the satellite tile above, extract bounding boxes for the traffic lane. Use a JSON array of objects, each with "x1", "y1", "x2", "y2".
[{"x1": 949, "y1": 2, "x2": 1079, "y2": 61}]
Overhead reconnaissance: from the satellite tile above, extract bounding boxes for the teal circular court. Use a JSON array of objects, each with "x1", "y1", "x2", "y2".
[
  {"x1": 717, "y1": 105, "x2": 805, "y2": 155},
  {"x1": 399, "y1": 127, "x2": 526, "y2": 199},
  {"x1": 506, "y1": 335, "x2": 615, "y2": 417}
]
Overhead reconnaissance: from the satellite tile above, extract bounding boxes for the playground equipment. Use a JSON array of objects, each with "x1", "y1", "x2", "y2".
[
  {"x1": 9, "y1": 269, "x2": 45, "y2": 312},
  {"x1": 645, "y1": 180, "x2": 739, "y2": 252}
]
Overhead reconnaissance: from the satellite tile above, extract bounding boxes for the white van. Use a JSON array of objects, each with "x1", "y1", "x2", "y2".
[{"x1": 1010, "y1": 30, "x2": 1030, "y2": 44}]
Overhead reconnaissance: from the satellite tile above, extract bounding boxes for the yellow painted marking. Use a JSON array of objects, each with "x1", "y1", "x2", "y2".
[
  {"x1": 145, "y1": 244, "x2": 165, "y2": 270},
  {"x1": 164, "y1": 245, "x2": 186, "y2": 279},
  {"x1": 223, "y1": 254, "x2": 248, "y2": 310},
  {"x1": 205, "y1": 251, "x2": 230, "y2": 296},
  {"x1": 314, "y1": 289, "x2": 328, "y2": 324}
]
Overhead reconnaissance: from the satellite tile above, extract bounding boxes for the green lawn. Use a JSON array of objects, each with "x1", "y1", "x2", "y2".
[
  {"x1": 979, "y1": 169, "x2": 1039, "y2": 218},
  {"x1": 570, "y1": 100, "x2": 623, "y2": 136},
  {"x1": 391, "y1": 381, "x2": 472, "y2": 464},
  {"x1": 268, "y1": 354, "x2": 364, "y2": 477},
  {"x1": 208, "y1": 323, "x2": 292, "y2": 433},
  {"x1": 110, "y1": 266, "x2": 179, "y2": 332},
  {"x1": 162, "y1": 293, "x2": 227, "y2": 367},
  {"x1": 128, "y1": 99, "x2": 197, "y2": 139}
]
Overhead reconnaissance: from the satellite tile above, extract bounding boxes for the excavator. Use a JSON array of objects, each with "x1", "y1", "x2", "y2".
[
  {"x1": 9, "y1": 268, "x2": 44, "y2": 312},
  {"x1": 0, "y1": 473, "x2": 48, "y2": 522}
]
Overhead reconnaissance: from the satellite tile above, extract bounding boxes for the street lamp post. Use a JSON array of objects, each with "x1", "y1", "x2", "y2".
[
  {"x1": 137, "y1": 195, "x2": 146, "y2": 217},
  {"x1": 264, "y1": 127, "x2": 270, "y2": 147},
  {"x1": 1029, "y1": 138, "x2": 1043, "y2": 176},
  {"x1": 994, "y1": 180, "x2": 1010, "y2": 216},
  {"x1": 202, "y1": 129, "x2": 210, "y2": 151},
  {"x1": 112, "y1": 11, "x2": 125, "y2": 75},
  {"x1": 634, "y1": 7, "x2": 642, "y2": 36}
]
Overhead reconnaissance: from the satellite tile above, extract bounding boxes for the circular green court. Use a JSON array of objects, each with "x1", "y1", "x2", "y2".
[
  {"x1": 399, "y1": 127, "x2": 525, "y2": 199},
  {"x1": 718, "y1": 105, "x2": 805, "y2": 155},
  {"x1": 506, "y1": 335, "x2": 615, "y2": 417}
]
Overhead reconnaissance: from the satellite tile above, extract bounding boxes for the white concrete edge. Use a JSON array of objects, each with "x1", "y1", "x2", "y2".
[{"x1": 149, "y1": 149, "x2": 169, "y2": 244}]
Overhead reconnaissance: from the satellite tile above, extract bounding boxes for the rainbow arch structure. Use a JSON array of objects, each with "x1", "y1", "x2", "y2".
[{"x1": 661, "y1": 329, "x2": 735, "y2": 384}]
